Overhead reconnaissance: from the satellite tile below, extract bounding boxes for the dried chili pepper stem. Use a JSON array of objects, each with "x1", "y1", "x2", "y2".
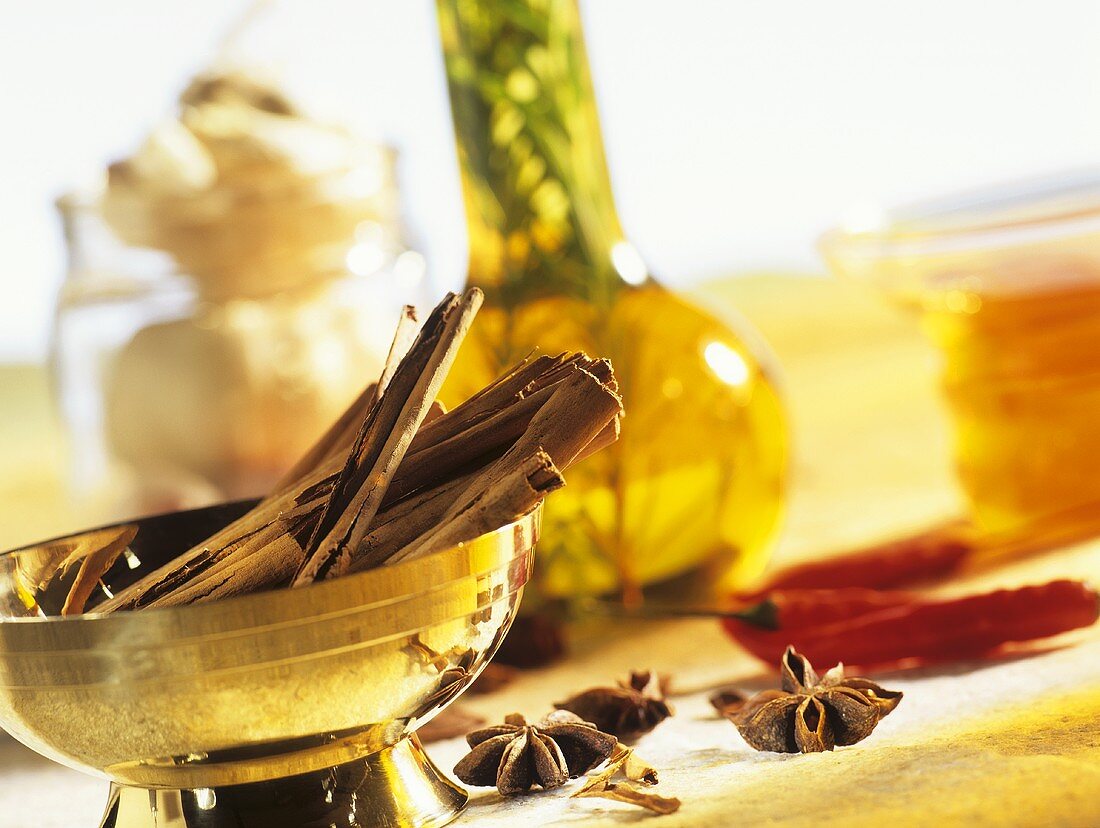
[{"x1": 731, "y1": 588, "x2": 918, "y2": 631}]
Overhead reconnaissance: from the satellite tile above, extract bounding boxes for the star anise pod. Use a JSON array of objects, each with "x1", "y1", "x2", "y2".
[
  {"x1": 453, "y1": 711, "x2": 617, "y2": 796},
  {"x1": 726, "y1": 646, "x2": 902, "y2": 754},
  {"x1": 708, "y1": 687, "x2": 749, "y2": 716},
  {"x1": 554, "y1": 670, "x2": 674, "y2": 741}
]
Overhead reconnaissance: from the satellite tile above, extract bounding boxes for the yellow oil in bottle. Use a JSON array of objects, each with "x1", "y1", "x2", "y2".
[{"x1": 436, "y1": 0, "x2": 788, "y2": 604}]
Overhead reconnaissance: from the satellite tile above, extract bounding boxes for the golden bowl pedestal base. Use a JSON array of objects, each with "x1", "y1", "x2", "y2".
[{"x1": 98, "y1": 735, "x2": 467, "y2": 828}]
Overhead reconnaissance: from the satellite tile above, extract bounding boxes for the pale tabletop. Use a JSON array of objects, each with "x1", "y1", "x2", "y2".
[{"x1": 1, "y1": 275, "x2": 1098, "y2": 827}]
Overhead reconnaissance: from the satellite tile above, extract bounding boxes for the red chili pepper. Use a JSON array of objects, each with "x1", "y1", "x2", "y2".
[
  {"x1": 737, "y1": 523, "x2": 971, "y2": 600},
  {"x1": 723, "y1": 588, "x2": 917, "y2": 666},
  {"x1": 724, "y1": 579, "x2": 1099, "y2": 671},
  {"x1": 731, "y1": 588, "x2": 917, "y2": 630}
]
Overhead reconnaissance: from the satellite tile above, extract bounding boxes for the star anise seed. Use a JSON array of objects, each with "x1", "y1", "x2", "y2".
[
  {"x1": 554, "y1": 669, "x2": 674, "y2": 741},
  {"x1": 726, "y1": 646, "x2": 902, "y2": 754},
  {"x1": 453, "y1": 711, "x2": 617, "y2": 796}
]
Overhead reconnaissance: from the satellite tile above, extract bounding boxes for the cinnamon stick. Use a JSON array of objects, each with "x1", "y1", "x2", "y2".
[
  {"x1": 271, "y1": 305, "x2": 417, "y2": 495},
  {"x1": 178, "y1": 364, "x2": 617, "y2": 588},
  {"x1": 388, "y1": 450, "x2": 564, "y2": 565},
  {"x1": 406, "y1": 353, "x2": 573, "y2": 449},
  {"x1": 96, "y1": 295, "x2": 624, "y2": 612},
  {"x1": 141, "y1": 498, "x2": 323, "y2": 607},
  {"x1": 386, "y1": 379, "x2": 558, "y2": 502},
  {"x1": 386, "y1": 355, "x2": 608, "y2": 502},
  {"x1": 60, "y1": 524, "x2": 138, "y2": 615},
  {"x1": 292, "y1": 289, "x2": 483, "y2": 585},
  {"x1": 97, "y1": 481, "x2": 317, "y2": 611},
  {"x1": 346, "y1": 475, "x2": 475, "y2": 574},
  {"x1": 362, "y1": 371, "x2": 619, "y2": 570},
  {"x1": 574, "y1": 414, "x2": 621, "y2": 465},
  {"x1": 99, "y1": 300, "x2": 449, "y2": 611},
  {"x1": 198, "y1": 364, "x2": 619, "y2": 585},
  {"x1": 377, "y1": 305, "x2": 420, "y2": 401},
  {"x1": 441, "y1": 365, "x2": 622, "y2": 523},
  {"x1": 148, "y1": 472, "x2": 467, "y2": 603},
  {"x1": 423, "y1": 400, "x2": 447, "y2": 424},
  {"x1": 358, "y1": 413, "x2": 618, "y2": 572}
]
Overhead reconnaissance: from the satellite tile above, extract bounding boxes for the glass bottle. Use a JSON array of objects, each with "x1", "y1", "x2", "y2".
[{"x1": 435, "y1": 0, "x2": 788, "y2": 605}]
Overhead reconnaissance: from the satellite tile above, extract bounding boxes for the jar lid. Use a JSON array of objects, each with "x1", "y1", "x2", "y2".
[
  {"x1": 820, "y1": 169, "x2": 1100, "y2": 301},
  {"x1": 823, "y1": 169, "x2": 1100, "y2": 258}
]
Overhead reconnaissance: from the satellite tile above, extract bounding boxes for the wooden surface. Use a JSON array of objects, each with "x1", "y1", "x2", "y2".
[{"x1": 1, "y1": 274, "x2": 1098, "y2": 827}]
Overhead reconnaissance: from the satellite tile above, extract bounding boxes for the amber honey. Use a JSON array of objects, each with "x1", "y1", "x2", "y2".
[{"x1": 823, "y1": 176, "x2": 1100, "y2": 543}]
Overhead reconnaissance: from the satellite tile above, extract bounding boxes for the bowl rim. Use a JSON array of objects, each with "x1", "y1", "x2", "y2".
[
  {"x1": 0, "y1": 501, "x2": 541, "y2": 632},
  {"x1": 0, "y1": 574, "x2": 531, "y2": 687}
]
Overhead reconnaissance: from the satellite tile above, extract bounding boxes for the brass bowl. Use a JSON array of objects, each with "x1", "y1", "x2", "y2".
[{"x1": 0, "y1": 500, "x2": 539, "y2": 827}]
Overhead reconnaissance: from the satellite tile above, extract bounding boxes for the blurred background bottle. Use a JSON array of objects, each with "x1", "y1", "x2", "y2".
[
  {"x1": 53, "y1": 72, "x2": 428, "y2": 518},
  {"x1": 435, "y1": 0, "x2": 788, "y2": 606}
]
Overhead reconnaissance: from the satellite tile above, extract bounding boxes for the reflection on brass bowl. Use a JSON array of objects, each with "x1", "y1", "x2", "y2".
[{"x1": 0, "y1": 500, "x2": 539, "y2": 827}]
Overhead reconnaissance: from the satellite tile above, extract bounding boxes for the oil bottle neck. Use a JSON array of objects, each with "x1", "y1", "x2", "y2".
[{"x1": 438, "y1": 0, "x2": 637, "y2": 303}]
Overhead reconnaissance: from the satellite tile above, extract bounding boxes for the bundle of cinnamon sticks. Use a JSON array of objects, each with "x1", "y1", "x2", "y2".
[{"x1": 80, "y1": 289, "x2": 621, "y2": 614}]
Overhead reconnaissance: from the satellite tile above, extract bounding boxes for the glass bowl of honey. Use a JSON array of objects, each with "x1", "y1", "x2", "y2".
[{"x1": 821, "y1": 171, "x2": 1100, "y2": 545}]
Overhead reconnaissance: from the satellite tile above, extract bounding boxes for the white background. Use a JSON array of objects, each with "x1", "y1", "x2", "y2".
[{"x1": 2, "y1": 0, "x2": 1099, "y2": 360}]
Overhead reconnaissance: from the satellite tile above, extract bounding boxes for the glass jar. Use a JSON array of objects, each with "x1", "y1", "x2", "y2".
[
  {"x1": 53, "y1": 96, "x2": 427, "y2": 519},
  {"x1": 822, "y1": 171, "x2": 1100, "y2": 547}
]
